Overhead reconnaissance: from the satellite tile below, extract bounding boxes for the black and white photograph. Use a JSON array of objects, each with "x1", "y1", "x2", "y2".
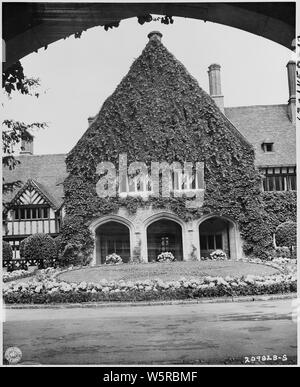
[{"x1": 1, "y1": 0, "x2": 298, "y2": 370}]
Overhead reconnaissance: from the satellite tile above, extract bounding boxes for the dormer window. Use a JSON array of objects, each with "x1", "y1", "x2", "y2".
[{"x1": 262, "y1": 139, "x2": 274, "y2": 152}]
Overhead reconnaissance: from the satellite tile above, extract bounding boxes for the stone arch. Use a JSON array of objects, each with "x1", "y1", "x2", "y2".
[
  {"x1": 3, "y1": 3, "x2": 294, "y2": 70},
  {"x1": 142, "y1": 212, "x2": 188, "y2": 262},
  {"x1": 89, "y1": 215, "x2": 135, "y2": 265},
  {"x1": 197, "y1": 214, "x2": 242, "y2": 260}
]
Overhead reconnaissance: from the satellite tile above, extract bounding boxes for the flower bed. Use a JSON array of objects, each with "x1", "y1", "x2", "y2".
[
  {"x1": 3, "y1": 269, "x2": 37, "y2": 283},
  {"x1": 3, "y1": 262, "x2": 296, "y2": 304}
]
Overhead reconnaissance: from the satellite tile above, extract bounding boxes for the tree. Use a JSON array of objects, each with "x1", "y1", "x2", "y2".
[{"x1": 2, "y1": 61, "x2": 47, "y2": 195}]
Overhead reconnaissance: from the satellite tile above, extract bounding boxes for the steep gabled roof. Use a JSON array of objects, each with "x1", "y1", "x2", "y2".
[
  {"x1": 225, "y1": 104, "x2": 296, "y2": 167},
  {"x1": 2, "y1": 154, "x2": 67, "y2": 209},
  {"x1": 66, "y1": 33, "x2": 253, "y2": 177},
  {"x1": 10, "y1": 178, "x2": 57, "y2": 208}
]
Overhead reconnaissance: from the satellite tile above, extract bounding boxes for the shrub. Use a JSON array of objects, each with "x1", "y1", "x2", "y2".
[
  {"x1": 2, "y1": 241, "x2": 13, "y2": 260},
  {"x1": 23, "y1": 233, "x2": 57, "y2": 263},
  {"x1": 275, "y1": 221, "x2": 296, "y2": 254},
  {"x1": 274, "y1": 246, "x2": 291, "y2": 259},
  {"x1": 105, "y1": 253, "x2": 123, "y2": 265},
  {"x1": 156, "y1": 252, "x2": 175, "y2": 262}
]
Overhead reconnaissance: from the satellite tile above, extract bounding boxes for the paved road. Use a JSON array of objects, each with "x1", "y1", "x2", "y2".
[{"x1": 3, "y1": 299, "x2": 297, "y2": 365}]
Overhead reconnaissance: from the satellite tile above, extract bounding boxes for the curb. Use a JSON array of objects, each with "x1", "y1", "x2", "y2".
[{"x1": 4, "y1": 292, "x2": 297, "y2": 309}]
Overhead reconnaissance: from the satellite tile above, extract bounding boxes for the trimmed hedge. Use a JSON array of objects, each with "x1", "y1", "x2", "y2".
[
  {"x1": 2, "y1": 241, "x2": 13, "y2": 260},
  {"x1": 23, "y1": 233, "x2": 57, "y2": 261}
]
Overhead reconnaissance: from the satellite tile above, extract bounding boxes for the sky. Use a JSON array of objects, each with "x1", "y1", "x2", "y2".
[{"x1": 3, "y1": 15, "x2": 293, "y2": 155}]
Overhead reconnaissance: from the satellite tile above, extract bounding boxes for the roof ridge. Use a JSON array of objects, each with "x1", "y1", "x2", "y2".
[
  {"x1": 225, "y1": 104, "x2": 286, "y2": 109},
  {"x1": 17, "y1": 153, "x2": 66, "y2": 157}
]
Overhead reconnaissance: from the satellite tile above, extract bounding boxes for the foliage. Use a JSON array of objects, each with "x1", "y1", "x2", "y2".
[
  {"x1": 275, "y1": 221, "x2": 297, "y2": 251},
  {"x1": 210, "y1": 250, "x2": 228, "y2": 260},
  {"x1": 156, "y1": 251, "x2": 175, "y2": 262},
  {"x1": 273, "y1": 246, "x2": 291, "y2": 259},
  {"x1": 19, "y1": 238, "x2": 26, "y2": 258},
  {"x1": 2, "y1": 61, "x2": 40, "y2": 96},
  {"x1": 104, "y1": 21, "x2": 120, "y2": 31},
  {"x1": 137, "y1": 15, "x2": 174, "y2": 25},
  {"x1": 57, "y1": 215, "x2": 94, "y2": 267},
  {"x1": 2, "y1": 241, "x2": 13, "y2": 260},
  {"x1": 3, "y1": 270, "x2": 296, "y2": 304},
  {"x1": 105, "y1": 253, "x2": 123, "y2": 265},
  {"x1": 61, "y1": 34, "x2": 293, "y2": 263},
  {"x1": 261, "y1": 191, "x2": 296, "y2": 233},
  {"x1": 2, "y1": 61, "x2": 47, "y2": 197},
  {"x1": 3, "y1": 269, "x2": 36, "y2": 283},
  {"x1": 22, "y1": 233, "x2": 57, "y2": 262}
]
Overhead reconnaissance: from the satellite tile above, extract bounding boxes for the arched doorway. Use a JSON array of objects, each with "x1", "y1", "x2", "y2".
[
  {"x1": 199, "y1": 216, "x2": 237, "y2": 259},
  {"x1": 147, "y1": 219, "x2": 183, "y2": 262},
  {"x1": 95, "y1": 221, "x2": 130, "y2": 264}
]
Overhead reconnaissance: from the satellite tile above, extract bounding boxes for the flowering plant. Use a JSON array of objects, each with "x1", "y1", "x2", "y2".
[
  {"x1": 210, "y1": 250, "x2": 227, "y2": 260},
  {"x1": 3, "y1": 269, "x2": 34, "y2": 283},
  {"x1": 105, "y1": 253, "x2": 123, "y2": 265},
  {"x1": 2, "y1": 258, "x2": 297, "y2": 304},
  {"x1": 156, "y1": 252, "x2": 175, "y2": 262}
]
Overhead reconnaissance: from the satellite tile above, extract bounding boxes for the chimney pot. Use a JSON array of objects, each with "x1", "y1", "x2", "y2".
[
  {"x1": 207, "y1": 63, "x2": 224, "y2": 113},
  {"x1": 88, "y1": 116, "x2": 96, "y2": 126},
  {"x1": 286, "y1": 60, "x2": 296, "y2": 123},
  {"x1": 147, "y1": 31, "x2": 163, "y2": 41},
  {"x1": 20, "y1": 133, "x2": 34, "y2": 155},
  {"x1": 20, "y1": 140, "x2": 33, "y2": 155}
]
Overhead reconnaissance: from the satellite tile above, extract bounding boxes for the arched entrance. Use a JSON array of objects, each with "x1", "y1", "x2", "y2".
[
  {"x1": 95, "y1": 221, "x2": 130, "y2": 264},
  {"x1": 147, "y1": 219, "x2": 183, "y2": 262},
  {"x1": 199, "y1": 216, "x2": 237, "y2": 259}
]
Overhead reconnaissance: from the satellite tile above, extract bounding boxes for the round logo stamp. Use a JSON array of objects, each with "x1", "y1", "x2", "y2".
[{"x1": 4, "y1": 347, "x2": 22, "y2": 364}]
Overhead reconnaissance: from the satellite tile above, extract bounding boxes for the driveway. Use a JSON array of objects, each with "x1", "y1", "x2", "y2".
[{"x1": 3, "y1": 299, "x2": 297, "y2": 365}]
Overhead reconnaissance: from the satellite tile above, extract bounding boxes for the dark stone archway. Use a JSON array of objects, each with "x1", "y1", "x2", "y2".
[
  {"x1": 147, "y1": 219, "x2": 183, "y2": 262},
  {"x1": 199, "y1": 216, "x2": 238, "y2": 259},
  {"x1": 3, "y1": 2, "x2": 295, "y2": 70},
  {"x1": 96, "y1": 221, "x2": 130, "y2": 264}
]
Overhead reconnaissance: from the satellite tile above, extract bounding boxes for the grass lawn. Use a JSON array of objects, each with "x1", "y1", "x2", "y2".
[{"x1": 58, "y1": 261, "x2": 279, "y2": 283}]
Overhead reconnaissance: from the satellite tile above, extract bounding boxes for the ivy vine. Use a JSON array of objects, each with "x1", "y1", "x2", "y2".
[{"x1": 59, "y1": 35, "x2": 296, "y2": 265}]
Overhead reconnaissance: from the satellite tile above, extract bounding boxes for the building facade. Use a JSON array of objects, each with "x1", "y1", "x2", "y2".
[{"x1": 2, "y1": 32, "x2": 296, "y2": 263}]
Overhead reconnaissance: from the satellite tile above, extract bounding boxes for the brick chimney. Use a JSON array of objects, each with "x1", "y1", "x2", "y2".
[
  {"x1": 208, "y1": 64, "x2": 224, "y2": 113},
  {"x1": 20, "y1": 134, "x2": 34, "y2": 155},
  {"x1": 286, "y1": 60, "x2": 296, "y2": 123}
]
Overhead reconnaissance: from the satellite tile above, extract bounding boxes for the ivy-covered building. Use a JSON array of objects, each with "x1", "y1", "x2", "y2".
[{"x1": 3, "y1": 32, "x2": 296, "y2": 262}]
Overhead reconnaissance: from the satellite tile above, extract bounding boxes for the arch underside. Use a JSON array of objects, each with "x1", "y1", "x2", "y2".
[
  {"x1": 95, "y1": 221, "x2": 131, "y2": 264},
  {"x1": 147, "y1": 219, "x2": 183, "y2": 262},
  {"x1": 3, "y1": 2, "x2": 295, "y2": 69},
  {"x1": 199, "y1": 216, "x2": 235, "y2": 259}
]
